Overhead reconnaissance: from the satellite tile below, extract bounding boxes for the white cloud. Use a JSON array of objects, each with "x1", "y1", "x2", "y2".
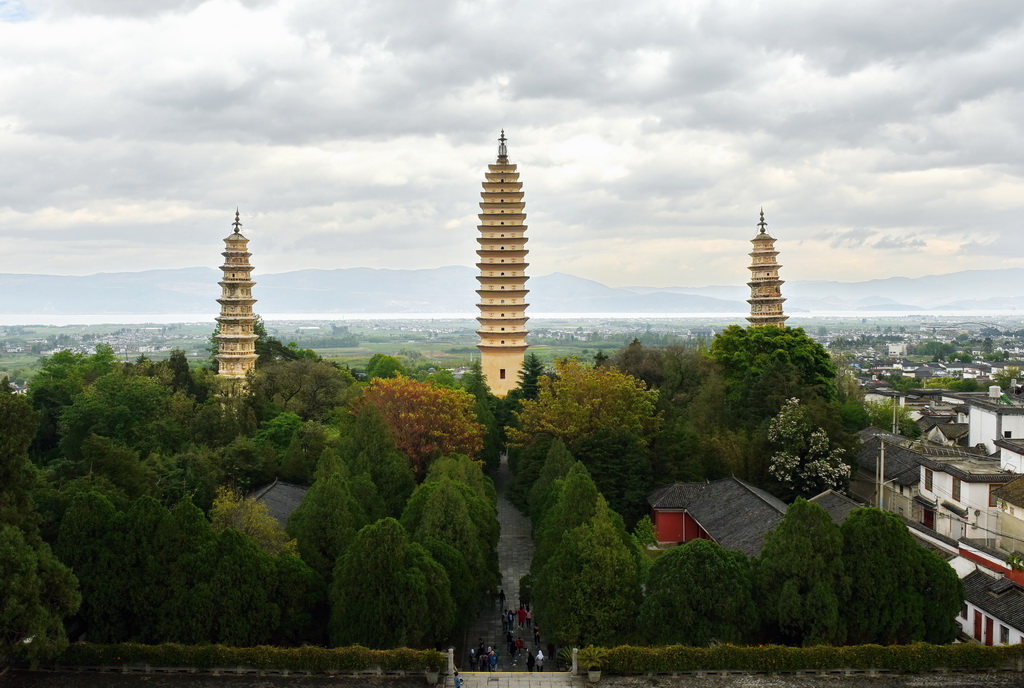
[{"x1": 0, "y1": 0, "x2": 1023, "y2": 287}]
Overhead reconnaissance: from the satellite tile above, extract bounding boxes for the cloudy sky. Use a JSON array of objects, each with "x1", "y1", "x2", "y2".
[{"x1": 2, "y1": 0, "x2": 1023, "y2": 288}]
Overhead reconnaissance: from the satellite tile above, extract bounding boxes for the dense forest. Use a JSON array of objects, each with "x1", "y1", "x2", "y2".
[{"x1": 0, "y1": 324, "x2": 962, "y2": 664}]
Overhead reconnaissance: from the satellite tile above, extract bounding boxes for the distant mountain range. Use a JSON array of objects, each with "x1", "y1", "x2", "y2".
[{"x1": 1, "y1": 266, "x2": 1022, "y2": 315}]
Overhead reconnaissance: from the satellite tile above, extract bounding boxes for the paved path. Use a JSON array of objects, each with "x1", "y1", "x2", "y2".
[{"x1": 460, "y1": 455, "x2": 560, "y2": 675}]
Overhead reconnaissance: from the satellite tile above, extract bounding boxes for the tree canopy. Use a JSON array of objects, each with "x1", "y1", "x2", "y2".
[
  {"x1": 361, "y1": 376, "x2": 484, "y2": 477},
  {"x1": 640, "y1": 538, "x2": 758, "y2": 646},
  {"x1": 508, "y1": 358, "x2": 660, "y2": 447}
]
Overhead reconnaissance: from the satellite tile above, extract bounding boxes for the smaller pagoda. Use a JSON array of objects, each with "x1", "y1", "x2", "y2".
[
  {"x1": 216, "y1": 210, "x2": 259, "y2": 380},
  {"x1": 746, "y1": 209, "x2": 788, "y2": 327}
]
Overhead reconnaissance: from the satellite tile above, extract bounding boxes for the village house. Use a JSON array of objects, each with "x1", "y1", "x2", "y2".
[
  {"x1": 959, "y1": 569, "x2": 1024, "y2": 646},
  {"x1": 646, "y1": 477, "x2": 787, "y2": 557},
  {"x1": 991, "y1": 476, "x2": 1024, "y2": 555},
  {"x1": 855, "y1": 432, "x2": 1014, "y2": 541},
  {"x1": 915, "y1": 450, "x2": 1015, "y2": 541},
  {"x1": 966, "y1": 387, "x2": 1024, "y2": 455}
]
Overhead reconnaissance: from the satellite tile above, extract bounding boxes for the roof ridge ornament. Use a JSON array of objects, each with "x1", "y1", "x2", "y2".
[
  {"x1": 233, "y1": 208, "x2": 242, "y2": 233},
  {"x1": 758, "y1": 207, "x2": 767, "y2": 234},
  {"x1": 497, "y1": 129, "x2": 508, "y2": 162}
]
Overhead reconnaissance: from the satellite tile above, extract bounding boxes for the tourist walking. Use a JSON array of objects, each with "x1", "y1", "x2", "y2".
[
  {"x1": 536, "y1": 649, "x2": 544, "y2": 672},
  {"x1": 517, "y1": 606, "x2": 527, "y2": 628},
  {"x1": 526, "y1": 651, "x2": 535, "y2": 672},
  {"x1": 498, "y1": 588, "x2": 506, "y2": 609}
]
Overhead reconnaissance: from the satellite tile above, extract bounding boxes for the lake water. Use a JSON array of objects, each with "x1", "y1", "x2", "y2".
[{"x1": 1, "y1": 310, "x2": 1022, "y2": 327}]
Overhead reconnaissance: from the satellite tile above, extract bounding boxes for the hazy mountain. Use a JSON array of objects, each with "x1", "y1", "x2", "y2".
[{"x1": 1, "y1": 266, "x2": 1022, "y2": 315}]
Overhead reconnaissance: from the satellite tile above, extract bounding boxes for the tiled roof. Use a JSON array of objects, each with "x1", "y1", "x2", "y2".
[
  {"x1": 857, "y1": 437, "x2": 922, "y2": 487},
  {"x1": 995, "y1": 438, "x2": 1024, "y2": 456},
  {"x1": 993, "y1": 475, "x2": 1024, "y2": 509},
  {"x1": 808, "y1": 489, "x2": 862, "y2": 525},
  {"x1": 647, "y1": 477, "x2": 787, "y2": 557},
  {"x1": 915, "y1": 454, "x2": 1016, "y2": 483},
  {"x1": 251, "y1": 480, "x2": 309, "y2": 527},
  {"x1": 937, "y1": 423, "x2": 970, "y2": 440},
  {"x1": 963, "y1": 569, "x2": 1024, "y2": 631}
]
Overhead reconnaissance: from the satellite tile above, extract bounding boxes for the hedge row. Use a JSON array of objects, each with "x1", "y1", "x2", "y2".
[
  {"x1": 603, "y1": 643, "x2": 1024, "y2": 674},
  {"x1": 57, "y1": 643, "x2": 446, "y2": 673}
]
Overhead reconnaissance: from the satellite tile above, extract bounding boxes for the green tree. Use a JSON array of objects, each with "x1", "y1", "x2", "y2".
[
  {"x1": 461, "y1": 362, "x2": 504, "y2": 471},
  {"x1": 515, "y1": 352, "x2": 546, "y2": 401},
  {"x1": 287, "y1": 471, "x2": 368, "y2": 580},
  {"x1": 57, "y1": 371, "x2": 181, "y2": 462},
  {"x1": 340, "y1": 405, "x2": 416, "y2": 518},
  {"x1": 533, "y1": 500, "x2": 641, "y2": 646},
  {"x1": 401, "y1": 474, "x2": 499, "y2": 598},
  {"x1": 219, "y1": 436, "x2": 276, "y2": 491},
  {"x1": 252, "y1": 411, "x2": 304, "y2": 458},
  {"x1": 28, "y1": 345, "x2": 116, "y2": 460},
  {"x1": 842, "y1": 508, "x2": 926, "y2": 644},
  {"x1": 249, "y1": 359, "x2": 356, "y2": 421},
  {"x1": 527, "y1": 438, "x2": 575, "y2": 521},
  {"x1": 864, "y1": 399, "x2": 920, "y2": 437},
  {"x1": 0, "y1": 393, "x2": 40, "y2": 526},
  {"x1": 0, "y1": 524, "x2": 81, "y2": 664},
  {"x1": 711, "y1": 325, "x2": 838, "y2": 425},
  {"x1": 756, "y1": 498, "x2": 847, "y2": 646},
  {"x1": 508, "y1": 358, "x2": 660, "y2": 447},
  {"x1": 207, "y1": 529, "x2": 280, "y2": 646},
  {"x1": 210, "y1": 487, "x2": 297, "y2": 555},
  {"x1": 640, "y1": 538, "x2": 757, "y2": 645},
  {"x1": 365, "y1": 353, "x2": 407, "y2": 380},
  {"x1": 533, "y1": 462, "x2": 602, "y2": 573},
  {"x1": 918, "y1": 546, "x2": 964, "y2": 644},
  {"x1": 766, "y1": 398, "x2": 851, "y2": 499},
  {"x1": 330, "y1": 518, "x2": 454, "y2": 648},
  {"x1": 272, "y1": 552, "x2": 327, "y2": 644},
  {"x1": 568, "y1": 428, "x2": 654, "y2": 528}
]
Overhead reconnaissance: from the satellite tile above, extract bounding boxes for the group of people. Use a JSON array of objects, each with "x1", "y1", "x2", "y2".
[{"x1": 462, "y1": 589, "x2": 554, "y2": 674}]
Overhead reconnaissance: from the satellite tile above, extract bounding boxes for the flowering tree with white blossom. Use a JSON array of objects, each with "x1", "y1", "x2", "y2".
[{"x1": 767, "y1": 398, "x2": 851, "y2": 498}]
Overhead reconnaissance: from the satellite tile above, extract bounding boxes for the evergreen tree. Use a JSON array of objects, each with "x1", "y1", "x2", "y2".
[
  {"x1": 842, "y1": 508, "x2": 927, "y2": 644},
  {"x1": 341, "y1": 405, "x2": 416, "y2": 518},
  {"x1": 568, "y1": 428, "x2": 653, "y2": 528},
  {"x1": 207, "y1": 529, "x2": 280, "y2": 646},
  {"x1": 462, "y1": 362, "x2": 504, "y2": 471},
  {"x1": 401, "y1": 476, "x2": 499, "y2": 597},
  {"x1": 330, "y1": 518, "x2": 454, "y2": 648},
  {"x1": 527, "y1": 438, "x2": 575, "y2": 521},
  {"x1": 640, "y1": 538, "x2": 757, "y2": 646},
  {"x1": 533, "y1": 500, "x2": 641, "y2": 646},
  {"x1": 287, "y1": 471, "x2": 368, "y2": 579},
  {"x1": 755, "y1": 498, "x2": 847, "y2": 645},
  {"x1": 918, "y1": 546, "x2": 965, "y2": 644},
  {"x1": 517, "y1": 353, "x2": 545, "y2": 401},
  {"x1": 533, "y1": 462, "x2": 601, "y2": 573},
  {"x1": 0, "y1": 524, "x2": 81, "y2": 664}
]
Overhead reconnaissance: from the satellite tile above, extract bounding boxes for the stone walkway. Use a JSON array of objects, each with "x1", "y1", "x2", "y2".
[{"x1": 460, "y1": 455, "x2": 561, "y2": 675}]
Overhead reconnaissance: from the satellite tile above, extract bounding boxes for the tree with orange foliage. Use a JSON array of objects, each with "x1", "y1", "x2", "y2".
[{"x1": 361, "y1": 376, "x2": 484, "y2": 477}]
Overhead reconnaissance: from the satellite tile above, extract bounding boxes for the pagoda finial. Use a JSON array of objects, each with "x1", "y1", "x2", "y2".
[
  {"x1": 497, "y1": 129, "x2": 508, "y2": 162},
  {"x1": 757, "y1": 207, "x2": 767, "y2": 233},
  {"x1": 232, "y1": 208, "x2": 242, "y2": 233}
]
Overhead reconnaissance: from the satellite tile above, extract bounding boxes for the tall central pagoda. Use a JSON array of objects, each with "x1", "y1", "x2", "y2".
[
  {"x1": 475, "y1": 131, "x2": 530, "y2": 397},
  {"x1": 216, "y1": 210, "x2": 259, "y2": 381},
  {"x1": 746, "y1": 209, "x2": 788, "y2": 327}
]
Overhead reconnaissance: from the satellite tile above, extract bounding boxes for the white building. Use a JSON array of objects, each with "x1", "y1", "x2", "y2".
[
  {"x1": 967, "y1": 390, "x2": 1024, "y2": 456},
  {"x1": 914, "y1": 453, "x2": 1015, "y2": 541}
]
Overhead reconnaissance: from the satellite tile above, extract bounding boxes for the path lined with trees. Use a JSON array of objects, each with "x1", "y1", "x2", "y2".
[{"x1": 461, "y1": 453, "x2": 537, "y2": 672}]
